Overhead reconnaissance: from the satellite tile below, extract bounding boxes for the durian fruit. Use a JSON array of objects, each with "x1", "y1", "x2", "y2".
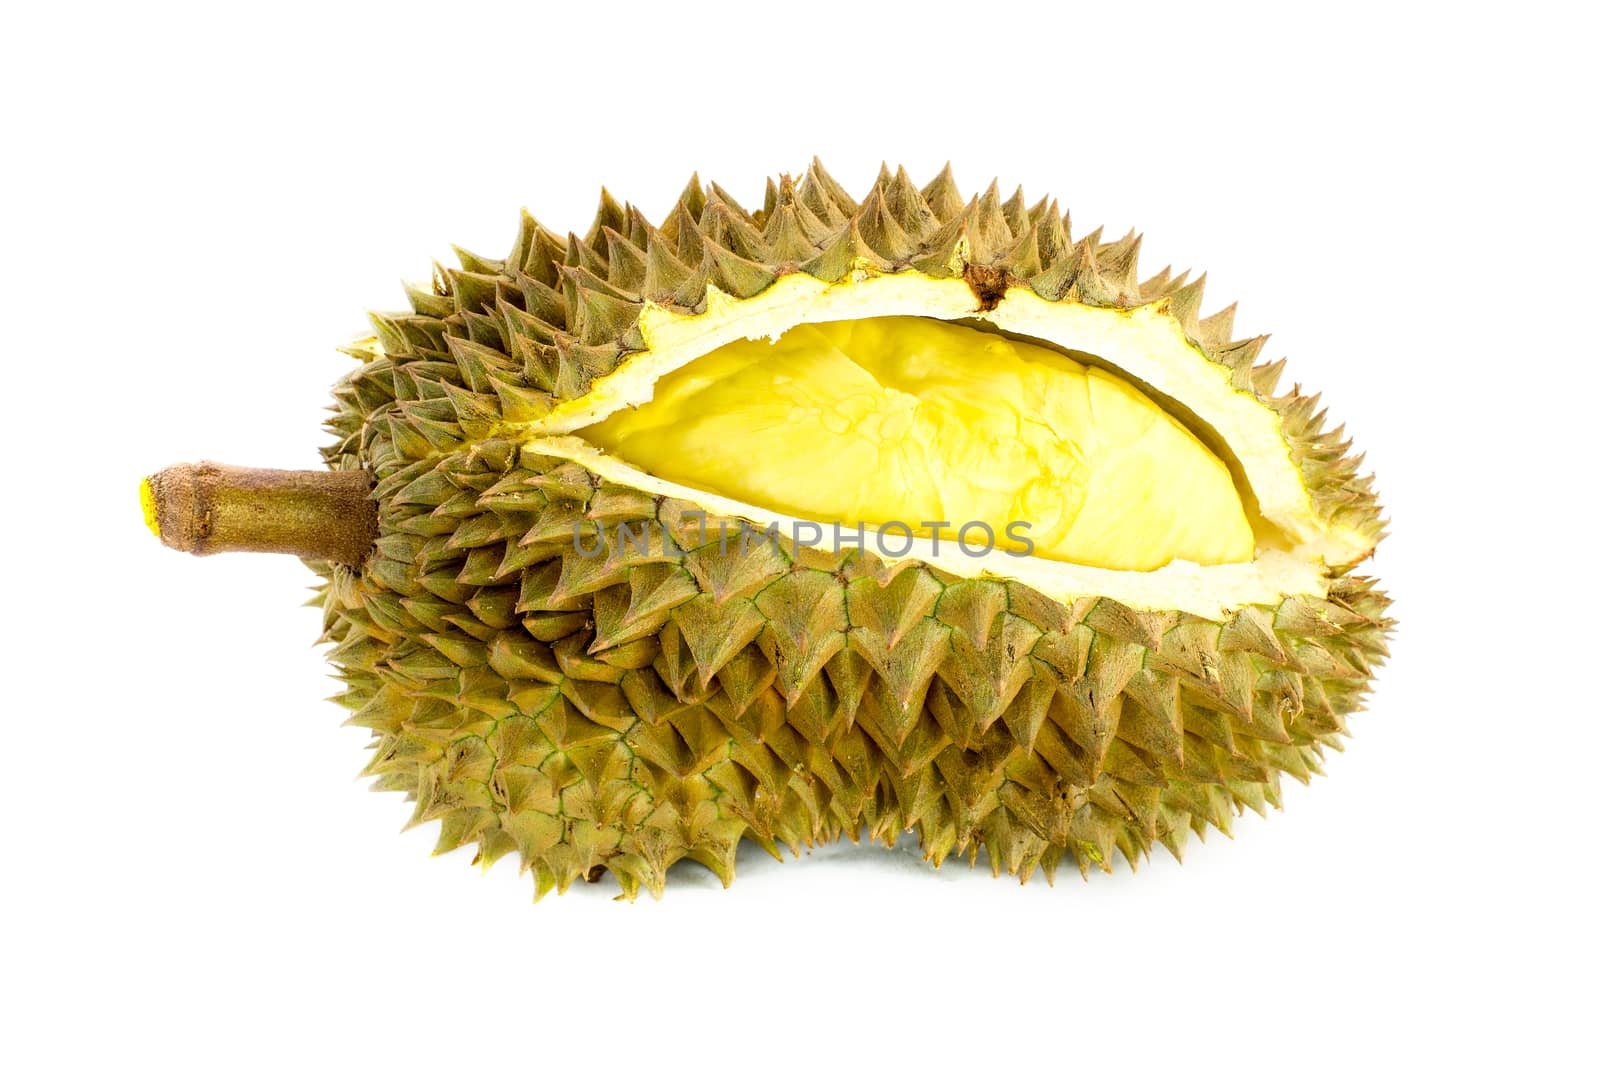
[{"x1": 143, "y1": 162, "x2": 1391, "y2": 900}]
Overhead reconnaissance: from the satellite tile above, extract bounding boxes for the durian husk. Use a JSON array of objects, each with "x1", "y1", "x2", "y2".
[{"x1": 313, "y1": 161, "x2": 1391, "y2": 899}]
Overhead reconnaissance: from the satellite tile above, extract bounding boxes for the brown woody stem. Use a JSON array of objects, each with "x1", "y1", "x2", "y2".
[{"x1": 143, "y1": 462, "x2": 377, "y2": 566}]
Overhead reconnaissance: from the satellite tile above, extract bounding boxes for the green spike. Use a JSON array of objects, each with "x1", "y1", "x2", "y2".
[
  {"x1": 919, "y1": 162, "x2": 964, "y2": 222},
  {"x1": 799, "y1": 217, "x2": 891, "y2": 282},
  {"x1": 700, "y1": 239, "x2": 778, "y2": 299},
  {"x1": 853, "y1": 186, "x2": 916, "y2": 261}
]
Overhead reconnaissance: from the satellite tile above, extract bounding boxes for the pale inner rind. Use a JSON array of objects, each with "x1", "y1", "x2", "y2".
[{"x1": 511, "y1": 270, "x2": 1373, "y2": 618}]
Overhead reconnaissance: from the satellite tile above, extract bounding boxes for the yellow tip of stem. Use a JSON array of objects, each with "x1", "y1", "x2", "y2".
[{"x1": 139, "y1": 477, "x2": 161, "y2": 537}]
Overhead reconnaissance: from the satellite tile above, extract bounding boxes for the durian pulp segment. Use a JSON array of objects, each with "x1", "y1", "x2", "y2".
[{"x1": 577, "y1": 317, "x2": 1255, "y2": 572}]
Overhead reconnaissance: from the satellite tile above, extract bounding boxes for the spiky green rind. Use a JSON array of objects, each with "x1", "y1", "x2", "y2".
[{"x1": 315, "y1": 162, "x2": 1391, "y2": 899}]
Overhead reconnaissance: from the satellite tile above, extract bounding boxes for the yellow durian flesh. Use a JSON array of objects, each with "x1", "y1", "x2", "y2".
[{"x1": 577, "y1": 315, "x2": 1255, "y2": 571}]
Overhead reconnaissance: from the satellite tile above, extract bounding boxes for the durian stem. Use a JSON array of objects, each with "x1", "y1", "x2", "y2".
[{"x1": 142, "y1": 462, "x2": 377, "y2": 566}]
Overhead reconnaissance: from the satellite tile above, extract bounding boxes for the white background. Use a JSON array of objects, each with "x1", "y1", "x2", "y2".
[{"x1": 5, "y1": 2, "x2": 1595, "y2": 1064}]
